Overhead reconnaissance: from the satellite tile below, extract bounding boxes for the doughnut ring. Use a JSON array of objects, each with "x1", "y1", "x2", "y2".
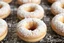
[
  {"x1": 17, "y1": 0, "x2": 41, "y2": 5},
  {"x1": 0, "y1": 1, "x2": 11, "y2": 19},
  {"x1": 16, "y1": 18, "x2": 47, "y2": 42},
  {"x1": 0, "y1": 19, "x2": 8, "y2": 41},
  {"x1": 51, "y1": 13, "x2": 64, "y2": 36},
  {"x1": 17, "y1": 3, "x2": 44, "y2": 20},
  {"x1": 0, "y1": 0, "x2": 12, "y2": 3},
  {"x1": 51, "y1": 1, "x2": 64, "y2": 15}
]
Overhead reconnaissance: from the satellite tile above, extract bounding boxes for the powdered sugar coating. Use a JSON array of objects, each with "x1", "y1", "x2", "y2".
[
  {"x1": 0, "y1": 1, "x2": 11, "y2": 16},
  {"x1": 22, "y1": 0, "x2": 31, "y2": 3},
  {"x1": 17, "y1": 18, "x2": 47, "y2": 37},
  {"x1": 52, "y1": 13, "x2": 64, "y2": 33},
  {"x1": 18, "y1": 0, "x2": 40, "y2": 3},
  {"x1": 56, "y1": 0, "x2": 64, "y2": 1},
  {"x1": 17, "y1": 3, "x2": 44, "y2": 19},
  {"x1": 49, "y1": 0, "x2": 64, "y2": 2},
  {"x1": 55, "y1": 0, "x2": 61, "y2": 1},
  {"x1": 0, "y1": 19, "x2": 8, "y2": 36},
  {"x1": 51, "y1": 0, "x2": 64, "y2": 15},
  {"x1": 48, "y1": 0, "x2": 64, "y2": 3}
]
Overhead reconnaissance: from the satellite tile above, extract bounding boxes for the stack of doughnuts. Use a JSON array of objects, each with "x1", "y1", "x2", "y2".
[
  {"x1": 16, "y1": 0, "x2": 47, "y2": 42},
  {"x1": 0, "y1": 1, "x2": 11, "y2": 41},
  {"x1": 48, "y1": 0, "x2": 64, "y2": 36}
]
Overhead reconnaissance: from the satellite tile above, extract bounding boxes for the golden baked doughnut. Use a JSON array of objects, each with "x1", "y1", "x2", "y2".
[
  {"x1": 17, "y1": 0, "x2": 41, "y2": 5},
  {"x1": 17, "y1": 3, "x2": 44, "y2": 20},
  {"x1": 0, "y1": 19, "x2": 8, "y2": 41},
  {"x1": 0, "y1": 1, "x2": 11, "y2": 19},
  {"x1": 48, "y1": 0, "x2": 61, "y2": 3},
  {"x1": 16, "y1": 18, "x2": 47, "y2": 42},
  {"x1": 51, "y1": 1, "x2": 64, "y2": 15},
  {"x1": 0, "y1": 0, "x2": 12, "y2": 3},
  {"x1": 51, "y1": 13, "x2": 64, "y2": 36}
]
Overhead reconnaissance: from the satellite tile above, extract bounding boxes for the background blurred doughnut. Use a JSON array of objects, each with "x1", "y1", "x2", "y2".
[
  {"x1": 51, "y1": 13, "x2": 64, "y2": 36},
  {"x1": 0, "y1": 19, "x2": 8, "y2": 41},
  {"x1": 0, "y1": 0, "x2": 12, "y2": 3},
  {"x1": 51, "y1": 1, "x2": 64, "y2": 15},
  {"x1": 0, "y1": 1, "x2": 11, "y2": 19},
  {"x1": 48, "y1": 0, "x2": 61, "y2": 3}
]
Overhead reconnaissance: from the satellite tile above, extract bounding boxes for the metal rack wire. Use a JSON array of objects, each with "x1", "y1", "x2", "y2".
[{"x1": 0, "y1": 0, "x2": 64, "y2": 43}]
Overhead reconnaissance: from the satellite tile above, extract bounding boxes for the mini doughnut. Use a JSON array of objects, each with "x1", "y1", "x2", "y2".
[
  {"x1": 51, "y1": 1, "x2": 64, "y2": 15},
  {"x1": 51, "y1": 13, "x2": 64, "y2": 36},
  {"x1": 17, "y1": 3, "x2": 44, "y2": 20},
  {"x1": 17, "y1": 0, "x2": 41, "y2": 5},
  {"x1": 0, "y1": 19, "x2": 8, "y2": 41},
  {"x1": 0, "y1": 0, "x2": 12, "y2": 3},
  {"x1": 0, "y1": 1, "x2": 11, "y2": 19},
  {"x1": 48, "y1": 0, "x2": 61, "y2": 3},
  {"x1": 16, "y1": 18, "x2": 47, "y2": 42}
]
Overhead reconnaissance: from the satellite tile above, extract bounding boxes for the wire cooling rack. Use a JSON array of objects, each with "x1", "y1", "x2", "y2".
[{"x1": 0, "y1": 0, "x2": 64, "y2": 43}]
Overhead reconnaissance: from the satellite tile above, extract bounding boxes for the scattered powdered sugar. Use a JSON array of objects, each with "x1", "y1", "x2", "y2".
[
  {"x1": 17, "y1": 18, "x2": 47, "y2": 37},
  {"x1": 52, "y1": 13, "x2": 64, "y2": 33},
  {"x1": 2, "y1": 0, "x2": 64, "y2": 42}
]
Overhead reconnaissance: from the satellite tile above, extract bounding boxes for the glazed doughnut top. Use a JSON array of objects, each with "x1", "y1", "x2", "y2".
[
  {"x1": 52, "y1": 13, "x2": 64, "y2": 33},
  {"x1": 17, "y1": 18, "x2": 47, "y2": 38},
  {"x1": 0, "y1": 19, "x2": 7, "y2": 36}
]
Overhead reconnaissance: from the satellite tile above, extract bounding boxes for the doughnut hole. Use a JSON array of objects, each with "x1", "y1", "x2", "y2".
[
  {"x1": 24, "y1": 7, "x2": 36, "y2": 12},
  {"x1": 59, "y1": 17, "x2": 64, "y2": 23},
  {"x1": 0, "y1": 5, "x2": 2, "y2": 9},
  {"x1": 24, "y1": 21, "x2": 38, "y2": 31},
  {"x1": 29, "y1": 22, "x2": 38, "y2": 31}
]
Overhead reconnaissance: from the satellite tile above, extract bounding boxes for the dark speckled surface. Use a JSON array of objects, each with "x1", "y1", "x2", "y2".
[{"x1": 0, "y1": 0, "x2": 64, "y2": 43}]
